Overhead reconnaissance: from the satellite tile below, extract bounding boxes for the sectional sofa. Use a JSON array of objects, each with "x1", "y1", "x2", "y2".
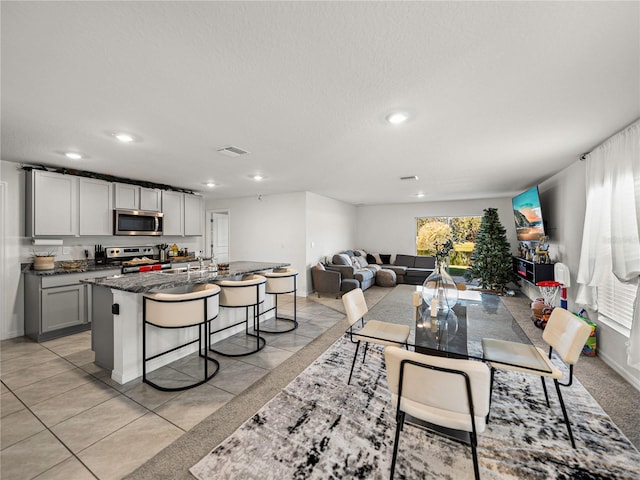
[{"x1": 311, "y1": 250, "x2": 436, "y2": 297}]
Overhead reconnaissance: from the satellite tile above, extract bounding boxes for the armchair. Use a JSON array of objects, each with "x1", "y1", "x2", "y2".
[{"x1": 311, "y1": 263, "x2": 359, "y2": 298}]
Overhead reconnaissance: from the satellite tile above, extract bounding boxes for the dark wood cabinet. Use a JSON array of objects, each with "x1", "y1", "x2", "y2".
[{"x1": 513, "y1": 257, "x2": 554, "y2": 285}]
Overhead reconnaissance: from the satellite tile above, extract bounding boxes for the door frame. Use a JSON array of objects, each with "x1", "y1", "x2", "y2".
[{"x1": 205, "y1": 209, "x2": 230, "y2": 261}]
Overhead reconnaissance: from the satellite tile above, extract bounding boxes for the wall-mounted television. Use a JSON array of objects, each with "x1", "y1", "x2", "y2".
[{"x1": 512, "y1": 186, "x2": 545, "y2": 242}]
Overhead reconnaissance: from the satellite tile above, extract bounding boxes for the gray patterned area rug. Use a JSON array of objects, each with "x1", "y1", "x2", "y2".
[{"x1": 190, "y1": 335, "x2": 640, "y2": 480}]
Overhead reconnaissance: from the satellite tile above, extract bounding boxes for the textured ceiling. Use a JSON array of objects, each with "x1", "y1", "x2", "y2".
[{"x1": 2, "y1": 1, "x2": 638, "y2": 205}]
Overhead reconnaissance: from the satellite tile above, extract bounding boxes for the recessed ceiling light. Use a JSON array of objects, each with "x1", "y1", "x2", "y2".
[
  {"x1": 114, "y1": 132, "x2": 135, "y2": 143},
  {"x1": 203, "y1": 181, "x2": 216, "y2": 188},
  {"x1": 252, "y1": 175, "x2": 264, "y2": 181},
  {"x1": 386, "y1": 111, "x2": 409, "y2": 125},
  {"x1": 65, "y1": 152, "x2": 83, "y2": 160},
  {"x1": 416, "y1": 193, "x2": 425, "y2": 198}
]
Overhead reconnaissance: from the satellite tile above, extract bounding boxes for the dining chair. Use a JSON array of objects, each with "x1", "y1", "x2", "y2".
[
  {"x1": 384, "y1": 346, "x2": 491, "y2": 480},
  {"x1": 481, "y1": 307, "x2": 591, "y2": 448},
  {"x1": 342, "y1": 288, "x2": 411, "y2": 385}
]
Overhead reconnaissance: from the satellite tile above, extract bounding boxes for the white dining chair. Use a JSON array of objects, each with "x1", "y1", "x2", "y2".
[
  {"x1": 384, "y1": 346, "x2": 491, "y2": 480},
  {"x1": 342, "y1": 288, "x2": 410, "y2": 385},
  {"x1": 482, "y1": 307, "x2": 592, "y2": 448}
]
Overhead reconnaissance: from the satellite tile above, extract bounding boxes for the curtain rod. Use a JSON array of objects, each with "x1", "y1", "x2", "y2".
[{"x1": 580, "y1": 117, "x2": 640, "y2": 160}]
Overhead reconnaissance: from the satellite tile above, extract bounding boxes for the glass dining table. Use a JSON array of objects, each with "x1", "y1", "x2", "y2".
[{"x1": 361, "y1": 284, "x2": 553, "y2": 374}]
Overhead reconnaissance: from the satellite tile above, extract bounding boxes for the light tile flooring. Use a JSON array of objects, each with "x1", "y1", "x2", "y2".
[{"x1": 0, "y1": 296, "x2": 344, "y2": 480}]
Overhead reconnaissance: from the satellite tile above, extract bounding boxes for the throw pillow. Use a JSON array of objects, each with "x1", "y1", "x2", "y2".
[
  {"x1": 315, "y1": 262, "x2": 325, "y2": 271},
  {"x1": 380, "y1": 254, "x2": 391, "y2": 264},
  {"x1": 355, "y1": 256, "x2": 368, "y2": 268},
  {"x1": 366, "y1": 253, "x2": 377, "y2": 264},
  {"x1": 373, "y1": 253, "x2": 382, "y2": 265},
  {"x1": 355, "y1": 249, "x2": 367, "y2": 258},
  {"x1": 333, "y1": 253, "x2": 352, "y2": 266}
]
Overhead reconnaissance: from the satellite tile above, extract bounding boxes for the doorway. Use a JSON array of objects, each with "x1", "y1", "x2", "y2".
[{"x1": 205, "y1": 209, "x2": 230, "y2": 263}]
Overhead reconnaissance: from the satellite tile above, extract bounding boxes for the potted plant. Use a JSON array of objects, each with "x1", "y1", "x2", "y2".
[{"x1": 32, "y1": 250, "x2": 56, "y2": 271}]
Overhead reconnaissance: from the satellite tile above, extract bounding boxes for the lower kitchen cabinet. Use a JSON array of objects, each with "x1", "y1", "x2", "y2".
[
  {"x1": 24, "y1": 269, "x2": 119, "y2": 342},
  {"x1": 41, "y1": 284, "x2": 86, "y2": 333}
]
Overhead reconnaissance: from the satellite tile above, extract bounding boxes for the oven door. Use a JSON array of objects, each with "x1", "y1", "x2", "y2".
[{"x1": 114, "y1": 210, "x2": 164, "y2": 236}]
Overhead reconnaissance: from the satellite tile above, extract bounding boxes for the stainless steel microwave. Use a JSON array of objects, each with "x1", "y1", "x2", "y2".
[{"x1": 113, "y1": 209, "x2": 164, "y2": 236}]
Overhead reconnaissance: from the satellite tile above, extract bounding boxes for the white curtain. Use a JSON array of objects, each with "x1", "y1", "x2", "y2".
[{"x1": 576, "y1": 120, "x2": 640, "y2": 369}]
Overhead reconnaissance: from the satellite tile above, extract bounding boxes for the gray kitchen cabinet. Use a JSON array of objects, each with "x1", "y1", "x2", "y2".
[
  {"x1": 162, "y1": 190, "x2": 184, "y2": 236},
  {"x1": 184, "y1": 194, "x2": 203, "y2": 236},
  {"x1": 114, "y1": 183, "x2": 162, "y2": 212},
  {"x1": 113, "y1": 183, "x2": 139, "y2": 210},
  {"x1": 41, "y1": 284, "x2": 86, "y2": 333},
  {"x1": 26, "y1": 170, "x2": 78, "y2": 236},
  {"x1": 79, "y1": 177, "x2": 113, "y2": 235},
  {"x1": 140, "y1": 187, "x2": 162, "y2": 211},
  {"x1": 24, "y1": 269, "x2": 119, "y2": 342}
]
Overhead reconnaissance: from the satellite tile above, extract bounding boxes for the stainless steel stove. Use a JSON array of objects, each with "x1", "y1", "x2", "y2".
[{"x1": 105, "y1": 245, "x2": 158, "y2": 264}]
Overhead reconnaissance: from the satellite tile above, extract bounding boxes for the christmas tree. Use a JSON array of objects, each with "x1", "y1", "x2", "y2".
[{"x1": 465, "y1": 207, "x2": 518, "y2": 293}]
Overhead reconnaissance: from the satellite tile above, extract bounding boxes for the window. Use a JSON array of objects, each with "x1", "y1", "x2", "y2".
[
  {"x1": 416, "y1": 216, "x2": 482, "y2": 273},
  {"x1": 597, "y1": 271, "x2": 636, "y2": 336}
]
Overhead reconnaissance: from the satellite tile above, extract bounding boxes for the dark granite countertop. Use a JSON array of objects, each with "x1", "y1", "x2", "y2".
[
  {"x1": 22, "y1": 261, "x2": 121, "y2": 276},
  {"x1": 21, "y1": 257, "x2": 212, "y2": 276},
  {"x1": 80, "y1": 261, "x2": 290, "y2": 293}
]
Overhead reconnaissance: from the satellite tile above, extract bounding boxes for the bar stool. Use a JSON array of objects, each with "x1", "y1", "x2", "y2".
[
  {"x1": 211, "y1": 274, "x2": 267, "y2": 357},
  {"x1": 142, "y1": 283, "x2": 221, "y2": 391},
  {"x1": 260, "y1": 268, "x2": 298, "y2": 333}
]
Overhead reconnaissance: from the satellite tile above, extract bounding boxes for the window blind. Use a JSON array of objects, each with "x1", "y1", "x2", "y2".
[{"x1": 597, "y1": 271, "x2": 636, "y2": 333}]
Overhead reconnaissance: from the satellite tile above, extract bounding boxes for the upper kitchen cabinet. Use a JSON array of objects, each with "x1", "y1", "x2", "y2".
[
  {"x1": 114, "y1": 183, "x2": 162, "y2": 211},
  {"x1": 26, "y1": 170, "x2": 78, "y2": 236},
  {"x1": 140, "y1": 187, "x2": 162, "y2": 211},
  {"x1": 79, "y1": 178, "x2": 113, "y2": 235},
  {"x1": 162, "y1": 190, "x2": 184, "y2": 236},
  {"x1": 162, "y1": 191, "x2": 203, "y2": 236},
  {"x1": 184, "y1": 194, "x2": 203, "y2": 236}
]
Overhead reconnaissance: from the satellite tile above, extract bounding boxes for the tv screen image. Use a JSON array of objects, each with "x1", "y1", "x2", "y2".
[{"x1": 512, "y1": 186, "x2": 545, "y2": 241}]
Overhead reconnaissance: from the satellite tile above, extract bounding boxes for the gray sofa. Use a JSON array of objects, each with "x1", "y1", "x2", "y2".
[
  {"x1": 390, "y1": 254, "x2": 436, "y2": 285},
  {"x1": 326, "y1": 252, "x2": 376, "y2": 291},
  {"x1": 321, "y1": 250, "x2": 436, "y2": 287}
]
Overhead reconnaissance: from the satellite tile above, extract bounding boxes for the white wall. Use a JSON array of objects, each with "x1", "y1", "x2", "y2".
[
  {"x1": 0, "y1": 160, "x2": 204, "y2": 340},
  {"x1": 305, "y1": 192, "x2": 357, "y2": 263},
  {"x1": 305, "y1": 192, "x2": 357, "y2": 291},
  {"x1": 355, "y1": 197, "x2": 517, "y2": 256},
  {"x1": 1, "y1": 162, "x2": 26, "y2": 339},
  {"x1": 207, "y1": 192, "x2": 309, "y2": 293},
  {"x1": 537, "y1": 159, "x2": 639, "y2": 388}
]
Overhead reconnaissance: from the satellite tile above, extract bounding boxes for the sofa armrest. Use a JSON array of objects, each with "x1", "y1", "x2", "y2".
[
  {"x1": 326, "y1": 264, "x2": 357, "y2": 279},
  {"x1": 311, "y1": 268, "x2": 341, "y2": 294}
]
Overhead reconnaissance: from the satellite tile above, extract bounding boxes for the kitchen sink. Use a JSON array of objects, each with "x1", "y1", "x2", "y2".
[{"x1": 158, "y1": 267, "x2": 210, "y2": 274}]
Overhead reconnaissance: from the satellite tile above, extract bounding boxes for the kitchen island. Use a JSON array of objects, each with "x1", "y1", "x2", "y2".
[{"x1": 82, "y1": 261, "x2": 289, "y2": 384}]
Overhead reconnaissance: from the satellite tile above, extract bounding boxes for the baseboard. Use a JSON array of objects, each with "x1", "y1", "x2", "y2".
[{"x1": 598, "y1": 350, "x2": 640, "y2": 392}]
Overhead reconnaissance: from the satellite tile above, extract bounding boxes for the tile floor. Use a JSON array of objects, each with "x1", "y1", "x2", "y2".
[{"x1": 0, "y1": 296, "x2": 344, "y2": 480}]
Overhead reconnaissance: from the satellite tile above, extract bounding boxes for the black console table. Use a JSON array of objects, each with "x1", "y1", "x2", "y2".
[{"x1": 513, "y1": 257, "x2": 554, "y2": 285}]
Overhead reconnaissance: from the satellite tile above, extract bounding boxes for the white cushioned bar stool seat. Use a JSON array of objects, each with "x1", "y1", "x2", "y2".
[
  {"x1": 142, "y1": 283, "x2": 221, "y2": 391},
  {"x1": 261, "y1": 268, "x2": 298, "y2": 333},
  {"x1": 212, "y1": 274, "x2": 267, "y2": 357}
]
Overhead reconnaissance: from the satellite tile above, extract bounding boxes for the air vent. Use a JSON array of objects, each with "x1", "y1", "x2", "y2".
[
  {"x1": 400, "y1": 175, "x2": 419, "y2": 181},
  {"x1": 217, "y1": 146, "x2": 250, "y2": 157}
]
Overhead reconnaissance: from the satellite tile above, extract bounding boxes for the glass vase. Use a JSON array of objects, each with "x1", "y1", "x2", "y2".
[{"x1": 421, "y1": 262, "x2": 459, "y2": 313}]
